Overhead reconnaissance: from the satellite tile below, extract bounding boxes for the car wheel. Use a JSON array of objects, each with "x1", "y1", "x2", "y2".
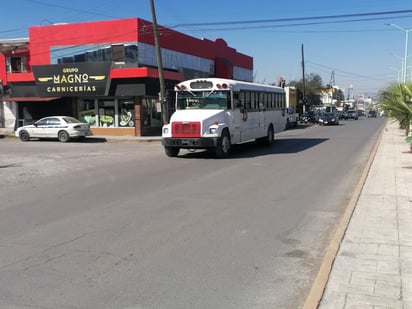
[
  {"x1": 215, "y1": 130, "x2": 231, "y2": 158},
  {"x1": 19, "y1": 130, "x2": 30, "y2": 141},
  {"x1": 58, "y1": 131, "x2": 70, "y2": 142},
  {"x1": 164, "y1": 147, "x2": 179, "y2": 157}
]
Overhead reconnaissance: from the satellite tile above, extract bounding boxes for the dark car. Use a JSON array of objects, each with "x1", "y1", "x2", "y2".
[
  {"x1": 318, "y1": 112, "x2": 340, "y2": 126},
  {"x1": 368, "y1": 110, "x2": 377, "y2": 118}
]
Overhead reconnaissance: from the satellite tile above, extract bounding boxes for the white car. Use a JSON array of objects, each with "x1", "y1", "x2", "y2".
[{"x1": 15, "y1": 116, "x2": 92, "y2": 142}]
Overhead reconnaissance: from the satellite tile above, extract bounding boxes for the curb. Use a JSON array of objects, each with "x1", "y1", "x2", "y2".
[{"x1": 0, "y1": 133, "x2": 162, "y2": 143}]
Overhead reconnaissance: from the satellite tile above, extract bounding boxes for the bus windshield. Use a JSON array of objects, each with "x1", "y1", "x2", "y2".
[{"x1": 176, "y1": 91, "x2": 230, "y2": 110}]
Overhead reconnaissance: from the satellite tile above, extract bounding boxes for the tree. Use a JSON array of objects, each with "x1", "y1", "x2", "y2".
[
  {"x1": 289, "y1": 73, "x2": 323, "y2": 112},
  {"x1": 333, "y1": 88, "x2": 345, "y2": 106}
]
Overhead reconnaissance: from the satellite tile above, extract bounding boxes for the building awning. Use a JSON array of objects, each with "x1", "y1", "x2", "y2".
[{"x1": 1, "y1": 97, "x2": 59, "y2": 102}]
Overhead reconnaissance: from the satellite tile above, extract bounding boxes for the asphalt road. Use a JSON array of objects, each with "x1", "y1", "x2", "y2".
[{"x1": 0, "y1": 117, "x2": 385, "y2": 309}]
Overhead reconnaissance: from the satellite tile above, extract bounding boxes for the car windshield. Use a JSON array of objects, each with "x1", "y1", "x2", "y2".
[{"x1": 176, "y1": 91, "x2": 230, "y2": 110}]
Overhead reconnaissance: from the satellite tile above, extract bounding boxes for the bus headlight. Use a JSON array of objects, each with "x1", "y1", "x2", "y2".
[{"x1": 209, "y1": 127, "x2": 217, "y2": 134}]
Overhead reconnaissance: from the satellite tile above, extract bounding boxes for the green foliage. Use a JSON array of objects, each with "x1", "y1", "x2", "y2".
[
  {"x1": 379, "y1": 82, "x2": 412, "y2": 135},
  {"x1": 289, "y1": 73, "x2": 323, "y2": 108},
  {"x1": 333, "y1": 89, "x2": 345, "y2": 104}
]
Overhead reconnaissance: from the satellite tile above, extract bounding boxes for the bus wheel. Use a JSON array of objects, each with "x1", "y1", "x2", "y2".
[
  {"x1": 264, "y1": 125, "x2": 274, "y2": 145},
  {"x1": 165, "y1": 146, "x2": 180, "y2": 157},
  {"x1": 215, "y1": 130, "x2": 231, "y2": 158},
  {"x1": 258, "y1": 125, "x2": 274, "y2": 145}
]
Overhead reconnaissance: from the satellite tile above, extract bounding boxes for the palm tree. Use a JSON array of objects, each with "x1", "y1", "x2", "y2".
[
  {"x1": 380, "y1": 82, "x2": 412, "y2": 131},
  {"x1": 380, "y1": 82, "x2": 412, "y2": 150}
]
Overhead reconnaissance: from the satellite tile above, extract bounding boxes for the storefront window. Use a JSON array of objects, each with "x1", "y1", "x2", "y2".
[
  {"x1": 142, "y1": 97, "x2": 162, "y2": 127},
  {"x1": 78, "y1": 98, "x2": 136, "y2": 128},
  {"x1": 98, "y1": 100, "x2": 115, "y2": 127},
  {"x1": 119, "y1": 100, "x2": 135, "y2": 127},
  {"x1": 79, "y1": 99, "x2": 97, "y2": 127}
]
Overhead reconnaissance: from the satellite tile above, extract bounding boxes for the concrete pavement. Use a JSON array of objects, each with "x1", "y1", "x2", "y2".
[{"x1": 307, "y1": 120, "x2": 412, "y2": 309}]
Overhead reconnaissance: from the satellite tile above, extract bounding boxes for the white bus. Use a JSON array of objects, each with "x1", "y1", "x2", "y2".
[{"x1": 162, "y1": 78, "x2": 288, "y2": 157}]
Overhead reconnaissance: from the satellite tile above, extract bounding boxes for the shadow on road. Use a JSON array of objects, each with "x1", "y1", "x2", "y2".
[{"x1": 178, "y1": 137, "x2": 328, "y2": 159}]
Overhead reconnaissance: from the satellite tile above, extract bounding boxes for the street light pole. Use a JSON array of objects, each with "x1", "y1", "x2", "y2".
[{"x1": 386, "y1": 23, "x2": 412, "y2": 83}]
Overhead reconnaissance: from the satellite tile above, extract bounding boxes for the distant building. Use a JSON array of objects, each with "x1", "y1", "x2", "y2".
[
  {"x1": 0, "y1": 18, "x2": 253, "y2": 136},
  {"x1": 320, "y1": 86, "x2": 338, "y2": 110},
  {"x1": 285, "y1": 86, "x2": 298, "y2": 110}
]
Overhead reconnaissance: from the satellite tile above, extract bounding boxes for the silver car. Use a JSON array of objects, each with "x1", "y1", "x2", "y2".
[{"x1": 15, "y1": 116, "x2": 92, "y2": 142}]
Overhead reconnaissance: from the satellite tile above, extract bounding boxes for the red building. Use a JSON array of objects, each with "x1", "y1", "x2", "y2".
[{"x1": 0, "y1": 18, "x2": 253, "y2": 136}]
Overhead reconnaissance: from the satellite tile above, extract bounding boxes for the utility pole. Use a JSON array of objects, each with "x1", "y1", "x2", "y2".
[
  {"x1": 329, "y1": 71, "x2": 335, "y2": 112},
  {"x1": 149, "y1": 0, "x2": 167, "y2": 123},
  {"x1": 301, "y1": 44, "x2": 306, "y2": 113}
]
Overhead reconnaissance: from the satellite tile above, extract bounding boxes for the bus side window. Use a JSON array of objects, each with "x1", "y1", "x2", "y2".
[
  {"x1": 245, "y1": 91, "x2": 251, "y2": 110},
  {"x1": 226, "y1": 97, "x2": 231, "y2": 110},
  {"x1": 238, "y1": 92, "x2": 245, "y2": 109},
  {"x1": 233, "y1": 93, "x2": 240, "y2": 109}
]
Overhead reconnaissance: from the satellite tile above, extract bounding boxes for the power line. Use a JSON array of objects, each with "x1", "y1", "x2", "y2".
[
  {"x1": 169, "y1": 9, "x2": 412, "y2": 28},
  {"x1": 306, "y1": 61, "x2": 388, "y2": 81},
  {"x1": 22, "y1": 0, "x2": 117, "y2": 19},
  {"x1": 174, "y1": 15, "x2": 412, "y2": 32}
]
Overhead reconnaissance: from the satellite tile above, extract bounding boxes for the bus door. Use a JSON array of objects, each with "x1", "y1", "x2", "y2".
[
  {"x1": 231, "y1": 108, "x2": 241, "y2": 143},
  {"x1": 233, "y1": 93, "x2": 249, "y2": 142},
  {"x1": 238, "y1": 92, "x2": 257, "y2": 142},
  {"x1": 258, "y1": 102, "x2": 266, "y2": 137},
  {"x1": 241, "y1": 107, "x2": 254, "y2": 141}
]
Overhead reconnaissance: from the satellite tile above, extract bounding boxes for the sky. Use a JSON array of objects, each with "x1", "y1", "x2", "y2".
[{"x1": 1, "y1": 0, "x2": 412, "y2": 98}]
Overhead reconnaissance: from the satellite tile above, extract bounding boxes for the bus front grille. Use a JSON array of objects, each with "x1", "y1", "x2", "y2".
[{"x1": 172, "y1": 122, "x2": 201, "y2": 138}]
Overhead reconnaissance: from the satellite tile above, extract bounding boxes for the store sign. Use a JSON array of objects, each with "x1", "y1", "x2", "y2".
[{"x1": 32, "y1": 62, "x2": 111, "y2": 96}]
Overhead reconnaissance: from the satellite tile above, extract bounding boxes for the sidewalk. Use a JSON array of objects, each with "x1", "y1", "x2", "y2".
[{"x1": 317, "y1": 121, "x2": 412, "y2": 308}]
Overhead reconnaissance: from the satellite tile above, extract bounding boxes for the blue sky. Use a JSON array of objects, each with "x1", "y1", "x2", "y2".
[{"x1": 1, "y1": 0, "x2": 412, "y2": 97}]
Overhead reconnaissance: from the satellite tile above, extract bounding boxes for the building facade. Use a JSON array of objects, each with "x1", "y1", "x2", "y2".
[{"x1": 0, "y1": 18, "x2": 253, "y2": 136}]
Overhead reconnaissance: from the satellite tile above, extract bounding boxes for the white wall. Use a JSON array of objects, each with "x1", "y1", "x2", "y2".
[{"x1": 1, "y1": 101, "x2": 17, "y2": 129}]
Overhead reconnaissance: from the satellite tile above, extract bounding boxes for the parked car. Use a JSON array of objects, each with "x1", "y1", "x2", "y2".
[
  {"x1": 15, "y1": 116, "x2": 92, "y2": 142},
  {"x1": 368, "y1": 110, "x2": 377, "y2": 118},
  {"x1": 286, "y1": 108, "x2": 299, "y2": 128},
  {"x1": 318, "y1": 112, "x2": 340, "y2": 126},
  {"x1": 344, "y1": 110, "x2": 358, "y2": 120}
]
